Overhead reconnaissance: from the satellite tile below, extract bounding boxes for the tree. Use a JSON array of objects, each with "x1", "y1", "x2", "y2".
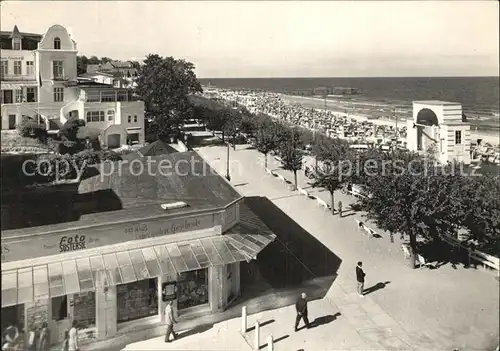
[
  {"x1": 311, "y1": 141, "x2": 352, "y2": 214},
  {"x1": 87, "y1": 56, "x2": 100, "y2": 65},
  {"x1": 280, "y1": 144, "x2": 304, "y2": 190},
  {"x1": 58, "y1": 117, "x2": 87, "y2": 154},
  {"x1": 101, "y1": 57, "x2": 112, "y2": 63},
  {"x1": 76, "y1": 55, "x2": 88, "y2": 75},
  {"x1": 254, "y1": 121, "x2": 278, "y2": 168},
  {"x1": 356, "y1": 149, "x2": 464, "y2": 268},
  {"x1": 135, "y1": 54, "x2": 202, "y2": 139}
]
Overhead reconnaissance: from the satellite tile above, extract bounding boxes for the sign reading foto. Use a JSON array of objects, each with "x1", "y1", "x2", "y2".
[{"x1": 1, "y1": 213, "x2": 215, "y2": 263}]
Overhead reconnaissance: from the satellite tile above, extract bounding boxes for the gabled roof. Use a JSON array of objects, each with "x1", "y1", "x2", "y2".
[{"x1": 10, "y1": 25, "x2": 22, "y2": 39}]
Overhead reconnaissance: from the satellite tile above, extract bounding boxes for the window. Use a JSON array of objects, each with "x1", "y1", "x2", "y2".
[
  {"x1": 26, "y1": 61, "x2": 34, "y2": 75},
  {"x1": 51, "y1": 295, "x2": 68, "y2": 321},
  {"x1": 107, "y1": 110, "x2": 115, "y2": 121},
  {"x1": 53, "y1": 60, "x2": 64, "y2": 79},
  {"x1": 127, "y1": 116, "x2": 131, "y2": 123},
  {"x1": 133, "y1": 115, "x2": 138, "y2": 123},
  {"x1": 86, "y1": 111, "x2": 105, "y2": 122},
  {"x1": 13, "y1": 61, "x2": 22, "y2": 75},
  {"x1": 73, "y1": 292, "x2": 96, "y2": 328},
  {"x1": 53, "y1": 87, "x2": 64, "y2": 102},
  {"x1": 177, "y1": 269, "x2": 209, "y2": 310},
  {"x1": 54, "y1": 37, "x2": 61, "y2": 50},
  {"x1": 455, "y1": 130, "x2": 462, "y2": 145},
  {"x1": 0, "y1": 61, "x2": 8, "y2": 76},
  {"x1": 12, "y1": 38, "x2": 21, "y2": 50},
  {"x1": 15, "y1": 89, "x2": 23, "y2": 103},
  {"x1": 1, "y1": 90, "x2": 13, "y2": 104},
  {"x1": 26, "y1": 87, "x2": 36, "y2": 102},
  {"x1": 117, "y1": 278, "x2": 158, "y2": 323}
]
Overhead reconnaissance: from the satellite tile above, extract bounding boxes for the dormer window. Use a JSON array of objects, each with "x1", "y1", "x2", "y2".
[
  {"x1": 12, "y1": 38, "x2": 21, "y2": 50},
  {"x1": 54, "y1": 37, "x2": 61, "y2": 50}
]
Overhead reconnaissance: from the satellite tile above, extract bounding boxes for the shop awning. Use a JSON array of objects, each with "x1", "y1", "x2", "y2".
[{"x1": 1, "y1": 233, "x2": 275, "y2": 307}]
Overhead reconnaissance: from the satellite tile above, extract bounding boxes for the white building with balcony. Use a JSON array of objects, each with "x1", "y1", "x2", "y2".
[{"x1": 1, "y1": 24, "x2": 144, "y2": 146}]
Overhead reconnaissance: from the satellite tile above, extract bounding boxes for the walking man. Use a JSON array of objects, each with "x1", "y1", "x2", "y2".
[
  {"x1": 338, "y1": 201, "x2": 343, "y2": 218},
  {"x1": 356, "y1": 261, "x2": 366, "y2": 297},
  {"x1": 164, "y1": 301, "x2": 178, "y2": 343},
  {"x1": 294, "y1": 292, "x2": 311, "y2": 331}
]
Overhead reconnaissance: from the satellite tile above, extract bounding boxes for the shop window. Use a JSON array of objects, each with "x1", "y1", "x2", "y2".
[
  {"x1": 177, "y1": 268, "x2": 209, "y2": 310},
  {"x1": 51, "y1": 295, "x2": 68, "y2": 321},
  {"x1": 117, "y1": 278, "x2": 158, "y2": 323},
  {"x1": 86, "y1": 111, "x2": 104, "y2": 122},
  {"x1": 73, "y1": 292, "x2": 96, "y2": 328}
]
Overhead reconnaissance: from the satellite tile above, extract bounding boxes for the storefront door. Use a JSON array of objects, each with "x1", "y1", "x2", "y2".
[{"x1": 51, "y1": 296, "x2": 70, "y2": 344}]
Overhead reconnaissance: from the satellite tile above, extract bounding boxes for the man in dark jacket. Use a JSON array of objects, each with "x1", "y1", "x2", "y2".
[
  {"x1": 356, "y1": 261, "x2": 366, "y2": 297},
  {"x1": 294, "y1": 292, "x2": 310, "y2": 331}
]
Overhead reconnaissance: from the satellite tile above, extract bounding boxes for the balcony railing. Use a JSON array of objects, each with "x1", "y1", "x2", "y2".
[{"x1": 0, "y1": 74, "x2": 37, "y2": 82}]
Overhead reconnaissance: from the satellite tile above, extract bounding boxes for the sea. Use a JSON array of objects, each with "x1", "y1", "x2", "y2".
[{"x1": 199, "y1": 77, "x2": 500, "y2": 132}]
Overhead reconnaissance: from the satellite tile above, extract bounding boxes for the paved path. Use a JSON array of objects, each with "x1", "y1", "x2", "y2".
[{"x1": 121, "y1": 145, "x2": 499, "y2": 350}]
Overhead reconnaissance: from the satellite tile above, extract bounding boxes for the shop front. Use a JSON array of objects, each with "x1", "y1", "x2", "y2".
[{"x1": 1, "y1": 206, "x2": 275, "y2": 348}]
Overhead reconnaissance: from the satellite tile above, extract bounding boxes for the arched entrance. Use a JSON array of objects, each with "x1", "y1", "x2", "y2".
[{"x1": 415, "y1": 108, "x2": 439, "y2": 151}]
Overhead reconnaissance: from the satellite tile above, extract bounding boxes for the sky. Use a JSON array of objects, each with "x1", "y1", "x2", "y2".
[{"x1": 1, "y1": 1, "x2": 498, "y2": 78}]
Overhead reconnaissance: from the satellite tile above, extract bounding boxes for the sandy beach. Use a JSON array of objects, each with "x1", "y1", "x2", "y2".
[{"x1": 281, "y1": 94, "x2": 499, "y2": 146}]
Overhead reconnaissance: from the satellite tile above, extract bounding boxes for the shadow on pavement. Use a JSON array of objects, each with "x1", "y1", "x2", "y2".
[
  {"x1": 247, "y1": 319, "x2": 275, "y2": 332},
  {"x1": 243, "y1": 196, "x2": 342, "y2": 293},
  {"x1": 259, "y1": 335, "x2": 290, "y2": 349},
  {"x1": 178, "y1": 323, "x2": 214, "y2": 339},
  {"x1": 363, "y1": 281, "x2": 391, "y2": 295},
  {"x1": 311, "y1": 312, "x2": 342, "y2": 328}
]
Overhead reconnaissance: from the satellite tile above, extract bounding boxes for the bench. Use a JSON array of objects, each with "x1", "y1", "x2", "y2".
[
  {"x1": 441, "y1": 235, "x2": 500, "y2": 271},
  {"x1": 265, "y1": 168, "x2": 273, "y2": 175},
  {"x1": 277, "y1": 174, "x2": 287, "y2": 183},
  {"x1": 297, "y1": 187, "x2": 309, "y2": 197},
  {"x1": 417, "y1": 254, "x2": 434, "y2": 269},
  {"x1": 317, "y1": 198, "x2": 331, "y2": 210},
  {"x1": 355, "y1": 220, "x2": 376, "y2": 238}
]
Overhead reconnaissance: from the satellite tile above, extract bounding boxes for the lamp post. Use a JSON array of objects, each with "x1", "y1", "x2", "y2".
[{"x1": 226, "y1": 141, "x2": 231, "y2": 181}]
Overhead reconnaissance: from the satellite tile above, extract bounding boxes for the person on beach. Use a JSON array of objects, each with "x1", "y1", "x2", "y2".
[
  {"x1": 356, "y1": 262, "x2": 366, "y2": 297},
  {"x1": 338, "y1": 201, "x2": 343, "y2": 217},
  {"x1": 68, "y1": 321, "x2": 78, "y2": 351},
  {"x1": 164, "y1": 300, "x2": 178, "y2": 342},
  {"x1": 294, "y1": 293, "x2": 311, "y2": 331}
]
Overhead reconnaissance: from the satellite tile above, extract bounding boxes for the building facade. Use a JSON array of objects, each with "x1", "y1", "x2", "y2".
[
  {"x1": 1, "y1": 24, "x2": 144, "y2": 146},
  {"x1": 406, "y1": 100, "x2": 471, "y2": 164},
  {"x1": 1, "y1": 152, "x2": 275, "y2": 349}
]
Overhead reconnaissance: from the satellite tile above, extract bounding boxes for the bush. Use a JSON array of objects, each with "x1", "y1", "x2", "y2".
[
  {"x1": 21, "y1": 153, "x2": 78, "y2": 184},
  {"x1": 16, "y1": 116, "x2": 47, "y2": 143},
  {"x1": 73, "y1": 150, "x2": 122, "y2": 169}
]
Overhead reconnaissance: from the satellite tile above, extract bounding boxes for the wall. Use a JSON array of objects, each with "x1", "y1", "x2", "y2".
[
  {"x1": 121, "y1": 100, "x2": 145, "y2": 144},
  {"x1": 0, "y1": 49, "x2": 36, "y2": 77}
]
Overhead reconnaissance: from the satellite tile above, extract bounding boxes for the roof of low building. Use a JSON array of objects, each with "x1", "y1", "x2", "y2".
[
  {"x1": 79, "y1": 71, "x2": 114, "y2": 78},
  {"x1": 1, "y1": 151, "x2": 242, "y2": 236}
]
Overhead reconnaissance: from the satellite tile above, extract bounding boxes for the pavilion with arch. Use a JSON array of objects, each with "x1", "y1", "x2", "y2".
[{"x1": 406, "y1": 100, "x2": 471, "y2": 164}]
